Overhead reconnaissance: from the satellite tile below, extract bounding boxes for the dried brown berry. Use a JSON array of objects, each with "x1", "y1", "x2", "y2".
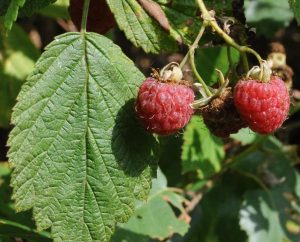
[
  {"x1": 269, "y1": 42, "x2": 286, "y2": 54},
  {"x1": 267, "y1": 42, "x2": 294, "y2": 90},
  {"x1": 200, "y1": 87, "x2": 247, "y2": 138}
]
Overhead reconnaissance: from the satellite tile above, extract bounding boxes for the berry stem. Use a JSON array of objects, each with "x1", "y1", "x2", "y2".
[
  {"x1": 196, "y1": 0, "x2": 263, "y2": 69},
  {"x1": 240, "y1": 52, "x2": 249, "y2": 72},
  {"x1": 179, "y1": 23, "x2": 213, "y2": 97},
  {"x1": 189, "y1": 49, "x2": 213, "y2": 97},
  {"x1": 81, "y1": 0, "x2": 91, "y2": 33},
  {"x1": 179, "y1": 23, "x2": 207, "y2": 69}
]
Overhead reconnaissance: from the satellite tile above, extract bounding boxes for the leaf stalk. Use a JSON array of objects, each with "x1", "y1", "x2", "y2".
[{"x1": 81, "y1": 0, "x2": 91, "y2": 33}]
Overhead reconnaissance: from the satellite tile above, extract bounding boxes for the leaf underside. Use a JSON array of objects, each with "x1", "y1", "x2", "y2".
[
  {"x1": 106, "y1": 0, "x2": 177, "y2": 54},
  {"x1": 8, "y1": 32, "x2": 158, "y2": 242}
]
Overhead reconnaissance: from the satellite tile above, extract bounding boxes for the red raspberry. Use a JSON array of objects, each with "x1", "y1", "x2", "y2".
[
  {"x1": 135, "y1": 77, "x2": 195, "y2": 135},
  {"x1": 234, "y1": 76, "x2": 290, "y2": 134}
]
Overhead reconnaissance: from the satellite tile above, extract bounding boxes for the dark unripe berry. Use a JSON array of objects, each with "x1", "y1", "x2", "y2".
[{"x1": 200, "y1": 88, "x2": 247, "y2": 138}]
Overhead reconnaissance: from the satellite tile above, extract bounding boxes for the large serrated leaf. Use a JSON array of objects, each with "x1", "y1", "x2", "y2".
[
  {"x1": 106, "y1": 0, "x2": 177, "y2": 54},
  {"x1": 8, "y1": 32, "x2": 158, "y2": 242}
]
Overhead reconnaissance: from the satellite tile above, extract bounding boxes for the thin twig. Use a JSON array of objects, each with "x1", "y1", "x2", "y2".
[{"x1": 196, "y1": 0, "x2": 263, "y2": 67}]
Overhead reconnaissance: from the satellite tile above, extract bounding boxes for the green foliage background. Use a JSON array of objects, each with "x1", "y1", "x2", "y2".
[{"x1": 0, "y1": 0, "x2": 300, "y2": 242}]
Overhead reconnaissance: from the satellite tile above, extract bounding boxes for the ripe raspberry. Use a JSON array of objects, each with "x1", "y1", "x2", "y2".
[
  {"x1": 135, "y1": 77, "x2": 195, "y2": 135},
  {"x1": 200, "y1": 88, "x2": 247, "y2": 138},
  {"x1": 69, "y1": 0, "x2": 115, "y2": 34},
  {"x1": 234, "y1": 76, "x2": 290, "y2": 134}
]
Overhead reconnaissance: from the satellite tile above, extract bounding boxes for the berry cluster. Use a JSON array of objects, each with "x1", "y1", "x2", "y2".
[{"x1": 135, "y1": 64, "x2": 290, "y2": 137}]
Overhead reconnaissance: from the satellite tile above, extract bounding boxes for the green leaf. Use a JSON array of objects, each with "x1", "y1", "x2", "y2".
[
  {"x1": 230, "y1": 128, "x2": 258, "y2": 145},
  {"x1": 1, "y1": 0, "x2": 57, "y2": 31},
  {"x1": 159, "y1": 0, "x2": 201, "y2": 45},
  {"x1": 0, "y1": 218, "x2": 52, "y2": 241},
  {"x1": 240, "y1": 189, "x2": 300, "y2": 242},
  {"x1": 289, "y1": 0, "x2": 300, "y2": 24},
  {"x1": 8, "y1": 32, "x2": 158, "y2": 242},
  {"x1": 106, "y1": 0, "x2": 177, "y2": 53},
  {"x1": 112, "y1": 228, "x2": 155, "y2": 242},
  {"x1": 0, "y1": 1, "x2": 10, "y2": 16},
  {"x1": 204, "y1": 0, "x2": 233, "y2": 15},
  {"x1": 0, "y1": 24, "x2": 40, "y2": 128},
  {"x1": 38, "y1": 0, "x2": 70, "y2": 19},
  {"x1": 195, "y1": 47, "x2": 240, "y2": 85},
  {"x1": 3, "y1": 24, "x2": 40, "y2": 79},
  {"x1": 19, "y1": 0, "x2": 57, "y2": 17},
  {"x1": 176, "y1": 173, "x2": 251, "y2": 242},
  {"x1": 3, "y1": 0, "x2": 26, "y2": 31},
  {"x1": 0, "y1": 163, "x2": 52, "y2": 242},
  {"x1": 181, "y1": 116, "x2": 224, "y2": 179},
  {"x1": 156, "y1": 0, "x2": 234, "y2": 16},
  {"x1": 117, "y1": 169, "x2": 189, "y2": 239},
  {"x1": 156, "y1": 0, "x2": 235, "y2": 45},
  {"x1": 237, "y1": 138, "x2": 300, "y2": 242},
  {"x1": 158, "y1": 135, "x2": 183, "y2": 186},
  {"x1": 245, "y1": 0, "x2": 294, "y2": 37}
]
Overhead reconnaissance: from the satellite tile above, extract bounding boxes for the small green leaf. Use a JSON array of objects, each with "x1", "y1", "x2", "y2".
[
  {"x1": 289, "y1": 0, "x2": 300, "y2": 25},
  {"x1": 204, "y1": 0, "x2": 233, "y2": 15},
  {"x1": 195, "y1": 47, "x2": 240, "y2": 85},
  {"x1": 0, "y1": 24, "x2": 40, "y2": 128},
  {"x1": 117, "y1": 169, "x2": 189, "y2": 239},
  {"x1": 38, "y1": 0, "x2": 70, "y2": 19},
  {"x1": 245, "y1": 0, "x2": 294, "y2": 37},
  {"x1": 112, "y1": 228, "x2": 154, "y2": 242},
  {"x1": 182, "y1": 116, "x2": 224, "y2": 179},
  {"x1": 157, "y1": 0, "x2": 234, "y2": 16},
  {"x1": 240, "y1": 189, "x2": 300, "y2": 242},
  {"x1": 106, "y1": 0, "x2": 177, "y2": 53},
  {"x1": 231, "y1": 128, "x2": 258, "y2": 145},
  {"x1": 0, "y1": 163, "x2": 51, "y2": 242},
  {"x1": 238, "y1": 138, "x2": 300, "y2": 242},
  {"x1": 19, "y1": 0, "x2": 57, "y2": 17},
  {"x1": 8, "y1": 32, "x2": 158, "y2": 242},
  {"x1": 0, "y1": 0, "x2": 10, "y2": 16},
  {"x1": 185, "y1": 174, "x2": 248, "y2": 242},
  {"x1": 158, "y1": 135, "x2": 183, "y2": 186},
  {"x1": 160, "y1": 1, "x2": 202, "y2": 45},
  {"x1": 156, "y1": 0, "x2": 234, "y2": 45},
  {"x1": 1, "y1": 0, "x2": 57, "y2": 31},
  {"x1": 3, "y1": 0, "x2": 26, "y2": 31}
]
